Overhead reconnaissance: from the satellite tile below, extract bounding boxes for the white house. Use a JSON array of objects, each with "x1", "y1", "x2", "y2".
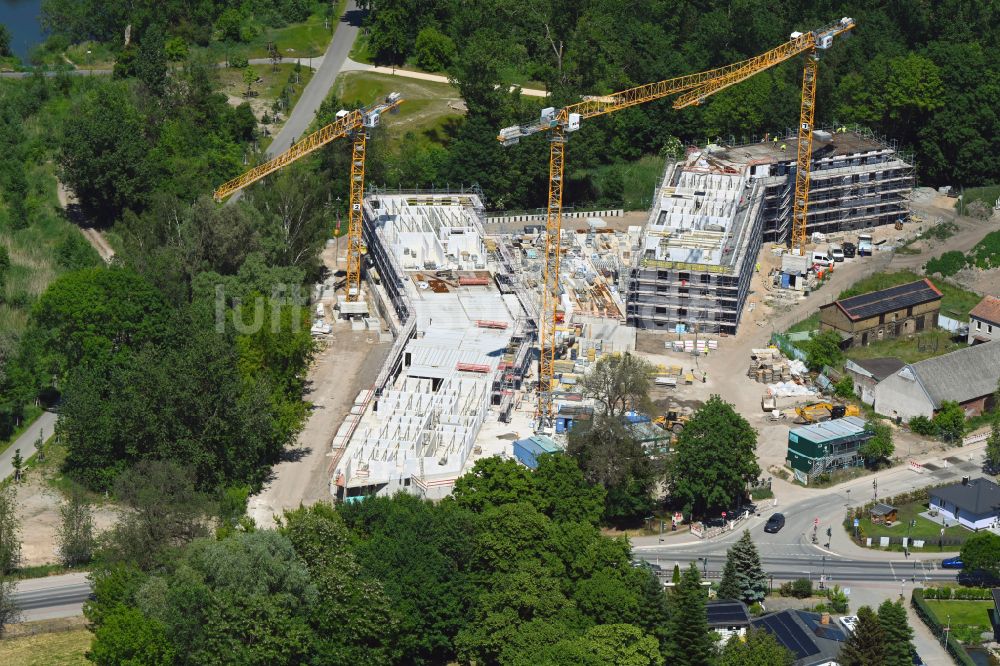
[
  {"x1": 969, "y1": 295, "x2": 1000, "y2": 345},
  {"x1": 929, "y1": 477, "x2": 1000, "y2": 531},
  {"x1": 872, "y1": 341, "x2": 1000, "y2": 421}
]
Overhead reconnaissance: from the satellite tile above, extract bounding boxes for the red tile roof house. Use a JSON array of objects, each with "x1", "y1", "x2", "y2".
[{"x1": 968, "y1": 295, "x2": 1000, "y2": 345}]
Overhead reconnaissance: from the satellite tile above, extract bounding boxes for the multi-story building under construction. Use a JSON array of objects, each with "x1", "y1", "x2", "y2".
[{"x1": 626, "y1": 127, "x2": 914, "y2": 334}]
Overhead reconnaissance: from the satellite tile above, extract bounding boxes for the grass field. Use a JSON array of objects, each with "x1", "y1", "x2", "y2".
[
  {"x1": 924, "y1": 599, "x2": 993, "y2": 643},
  {"x1": 332, "y1": 72, "x2": 463, "y2": 148},
  {"x1": 787, "y1": 312, "x2": 820, "y2": 334},
  {"x1": 218, "y1": 63, "x2": 314, "y2": 107},
  {"x1": 853, "y1": 500, "x2": 966, "y2": 544},
  {"x1": 957, "y1": 184, "x2": 1000, "y2": 213},
  {"x1": 0, "y1": 629, "x2": 91, "y2": 665},
  {"x1": 838, "y1": 270, "x2": 982, "y2": 321},
  {"x1": 844, "y1": 329, "x2": 965, "y2": 364}
]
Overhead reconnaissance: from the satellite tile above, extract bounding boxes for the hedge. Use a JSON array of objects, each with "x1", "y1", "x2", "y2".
[
  {"x1": 922, "y1": 586, "x2": 993, "y2": 600},
  {"x1": 911, "y1": 589, "x2": 977, "y2": 666}
]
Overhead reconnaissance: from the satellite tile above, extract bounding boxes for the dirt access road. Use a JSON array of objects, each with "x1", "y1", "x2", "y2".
[{"x1": 248, "y1": 324, "x2": 389, "y2": 527}]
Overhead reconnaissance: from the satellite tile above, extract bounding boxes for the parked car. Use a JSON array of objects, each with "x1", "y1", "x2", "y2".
[
  {"x1": 764, "y1": 513, "x2": 785, "y2": 533},
  {"x1": 842, "y1": 242, "x2": 856, "y2": 258},
  {"x1": 941, "y1": 556, "x2": 963, "y2": 569},
  {"x1": 829, "y1": 244, "x2": 845, "y2": 262},
  {"x1": 840, "y1": 615, "x2": 858, "y2": 634},
  {"x1": 958, "y1": 569, "x2": 1000, "y2": 587},
  {"x1": 704, "y1": 516, "x2": 727, "y2": 528}
]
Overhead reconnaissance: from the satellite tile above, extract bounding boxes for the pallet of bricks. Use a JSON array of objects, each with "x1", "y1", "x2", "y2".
[{"x1": 747, "y1": 348, "x2": 792, "y2": 384}]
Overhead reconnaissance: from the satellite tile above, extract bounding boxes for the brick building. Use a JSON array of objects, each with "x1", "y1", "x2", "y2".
[{"x1": 819, "y1": 279, "x2": 942, "y2": 347}]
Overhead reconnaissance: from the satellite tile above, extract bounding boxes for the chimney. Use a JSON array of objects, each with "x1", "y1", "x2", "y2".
[
  {"x1": 962, "y1": 476, "x2": 969, "y2": 486},
  {"x1": 821, "y1": 612, "x2": 830, "y2": 625}
]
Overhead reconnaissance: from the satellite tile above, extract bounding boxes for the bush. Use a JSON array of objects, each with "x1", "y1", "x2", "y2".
[
  {"x1": 785, "y1": 578, "x2": 812, "y2": 598},
  {"x1": 748, "y1": 602, "x2": 765, "y2": 616},
  {"x1": 925, "y1": 250, "x2": 967, "y2": 277},
  {"x1": 228, "y1": 54, "x2": 249, "y2": 68},
  {"x1": 826, "y1": 585, "x2": 849, "y2": 613},
  {"x1": 833, "y1": 375, "x2": 854, "y2": 399},
  {"x1": 751, "y1": 487, "x2": 774, "y2": 500},
  {"x1": 909, "y1": 415, "x2": 937, "y2": 436},
  {"x1": 413, "y1": 27, "x2": 456, "y2": 72}
]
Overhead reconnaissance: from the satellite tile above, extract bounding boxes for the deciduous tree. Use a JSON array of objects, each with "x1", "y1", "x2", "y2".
[
  {"x1": 670, "y1": 395, "x2": 760, "y2": 519},
  {"x1": 960, "y1": 532, "x2": 1000, "y2": 577},
  {"x1": 0, "y1": 484, "x2": 21, "y2": 575},
  {"x1": 58, "y1": 486, "x2": 96, "y2": 566},
  {"x1": 580, "y1": 352, "x2": 654, "y2": 419},
  {"x1": 860, "y1": 420, "x2": 894, "y2": 466},
  {"x1": 933, "y1": 401, "x2": 966, "y2": 443}
]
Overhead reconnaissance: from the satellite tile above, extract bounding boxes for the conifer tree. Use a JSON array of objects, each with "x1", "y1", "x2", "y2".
[
  {"x1": 717, "y1": 530, "x2": 768, "y2": 604},
  {"x1": 839, "y1": 606, "x2": 886, "y2": 666},
  {"x1": 665, "y1": 563, "x2": 714, "y2": 666},
  {"x1": 877, "y1": 599, "x2": 914, "y2": 666}
]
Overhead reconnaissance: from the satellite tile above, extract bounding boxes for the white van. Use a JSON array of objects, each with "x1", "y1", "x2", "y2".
[
  {"x1": 829, "y1": 244, "x2": 845, "y2": 262},
  {"x1": 811, "y1": 251, "x2": 832, "y2": 267}
]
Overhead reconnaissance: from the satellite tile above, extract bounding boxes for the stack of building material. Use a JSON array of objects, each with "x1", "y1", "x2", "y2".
[{"x1": 747, "y1": 348, "x2": 793, "y2": 383}]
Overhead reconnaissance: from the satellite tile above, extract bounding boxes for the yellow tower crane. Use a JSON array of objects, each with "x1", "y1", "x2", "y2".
[
  {"x1": 499, "y1": 18, "x2": 854, "y2": 423},
  {"x1": 214, "y1": 93, "x2": 403, "y2": 302}
]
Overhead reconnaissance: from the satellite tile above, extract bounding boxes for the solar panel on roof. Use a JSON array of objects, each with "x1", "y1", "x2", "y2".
[
  {"x1": 837, "y1": 280, "x2": 940, "y2": 320},
  {"x1": 753, "y1": 613, "x2": 820, "y2": 659},
  {"x1": 706, "y1": 602, "x2": 749, "y2": 624},
  {"x1": 799, "y1": 612, "x2": 847, "y2": 641}
]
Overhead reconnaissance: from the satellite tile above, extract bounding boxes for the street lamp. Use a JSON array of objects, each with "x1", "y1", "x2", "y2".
[
  {"x1": 699, "y1": 557, "x2": 708, "y2": 577},
  {"x1": 769, "y1": 574, "x2": 774, "y2": 594}
]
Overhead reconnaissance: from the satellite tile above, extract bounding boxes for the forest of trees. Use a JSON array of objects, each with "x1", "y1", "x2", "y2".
[
  {"x1": 353, "y1": 0, "x2": 1000, "y2": 208},
  {"x1": 0, "y1": 41, "x2": 325, "y2": 493}
]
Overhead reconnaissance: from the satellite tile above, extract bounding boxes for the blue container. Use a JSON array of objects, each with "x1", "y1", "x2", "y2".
[
  {"x1": 555, "y1": 418, "x2": 566, "y2": 434},
  {"x1": 781, "y1": 273, "x2": 791, "y2": 289}
]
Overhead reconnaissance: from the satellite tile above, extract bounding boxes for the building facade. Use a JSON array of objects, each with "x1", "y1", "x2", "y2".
[
  {"x1": 969, "y1": 295, "x2": 1000, "y2": 345},
  {"x1": 929, "y1": 477, "x2": 1000, "y2": 531},
  {"x1": 785, "y1": 416, "x2": 874, "y2": 484},
  {"x1": 872, "y1": 341, "x2": 1000, "y2": 421},
  {"x1": 819, "y1": 279, "x2": 942, "y2": 346}
]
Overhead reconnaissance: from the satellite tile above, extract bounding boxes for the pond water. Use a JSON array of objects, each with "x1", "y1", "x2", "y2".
[{"x1": 1, "y1": 0, "x2": 47, "y2": 62}]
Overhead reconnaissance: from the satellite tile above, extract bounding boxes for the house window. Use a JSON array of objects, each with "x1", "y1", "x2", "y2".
[
  {"x1": 916, "y1": 315, "x2": 925, "y2": 332},
  {"x1": 990, "y1": 325, "x2": 994, "y2": 334},
  {"x1": 977, "y1": 320, "x2": 982, "y2": 330}
]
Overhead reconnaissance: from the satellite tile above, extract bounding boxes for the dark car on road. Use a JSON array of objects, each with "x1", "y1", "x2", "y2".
[
  {"x1": 764, "y1": 513, "x2": 785, "y2": 533},
  {"x1": 958, "y1": 569, "x2": 1000, "y2": 587},
  {"x1": 941, "y1": 556, "x2": 963, "y2": 569}
]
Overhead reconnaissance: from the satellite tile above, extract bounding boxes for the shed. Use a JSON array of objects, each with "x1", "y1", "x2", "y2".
[
  {"x1": 869, "y1": 503, "x2": 898, "y2": 525},
  {"x1": 512, "y1": 435, "x2": 563, "y2": 470}
]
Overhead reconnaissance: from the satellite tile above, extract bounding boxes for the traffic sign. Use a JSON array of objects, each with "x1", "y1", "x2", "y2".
[{"x1": 853, "y1": 518, "x2": 859, "y2": 527}]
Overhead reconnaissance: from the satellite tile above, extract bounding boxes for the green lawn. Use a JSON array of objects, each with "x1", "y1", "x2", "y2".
[
  {"x1": 924, "y1": 599, "x2": 993, "y2": 642},
  {"x1": 198, "y1": 2, "x2": 341, "y2": 63},
  {"x1": 852, "y1": 500, "x2": 966, "y2": 545},
  {"x1": 845, "y1": 329, "x2": 965, "y2": 365},
  {"x1": 331, "y1": 72, "x2": 463, "y2": 148},
  {"x1": 218, "y1": 63, "x2": 314, "y2": 107},
  {"x1": 787, "y1": 312, "x2": 820, "y2": 335},
  {"x1": 0, "y1": 628, "x2": 91, "y2": 665},
  {"x1": 838, "y1": 270, "x2": 982, "y2": 321}
]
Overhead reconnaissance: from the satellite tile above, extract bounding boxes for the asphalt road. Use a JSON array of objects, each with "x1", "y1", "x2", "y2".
[
  {"x1": 0, "y1": 410, "x2": 57, "y2": 481},
  {"x1": 12, "y1": 572, "x2": 91, "y2": 622},
  {"x1": 265, "y1": 0, "x2": 362, "y2": 158}
]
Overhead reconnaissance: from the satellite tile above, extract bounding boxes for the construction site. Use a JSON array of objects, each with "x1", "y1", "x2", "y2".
[{"x1": 210, "y1": 16, "x2": 928, "y2": 502}]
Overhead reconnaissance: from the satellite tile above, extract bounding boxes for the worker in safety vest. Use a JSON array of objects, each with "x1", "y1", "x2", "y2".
[{"x1": 780, "y1": 143, "x2": 787, "y2": 151}]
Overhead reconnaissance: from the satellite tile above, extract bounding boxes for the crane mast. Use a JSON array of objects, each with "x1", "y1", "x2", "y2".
[
  {"x1": 500, "y1": 18, "x2": 854, "y2": 425},
  {"x1": 213, "y1": 93, "x2": 403, "y2": 303}
]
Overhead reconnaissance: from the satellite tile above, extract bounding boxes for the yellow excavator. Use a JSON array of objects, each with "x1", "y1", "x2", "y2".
[{"x1": 795, "y1": 402, "x2": 860, "y2": 423}]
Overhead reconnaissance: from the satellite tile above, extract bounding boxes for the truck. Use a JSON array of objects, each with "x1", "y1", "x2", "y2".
[{"x1": 857, "y1": 234, "x2": 873, "y2": 257}]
